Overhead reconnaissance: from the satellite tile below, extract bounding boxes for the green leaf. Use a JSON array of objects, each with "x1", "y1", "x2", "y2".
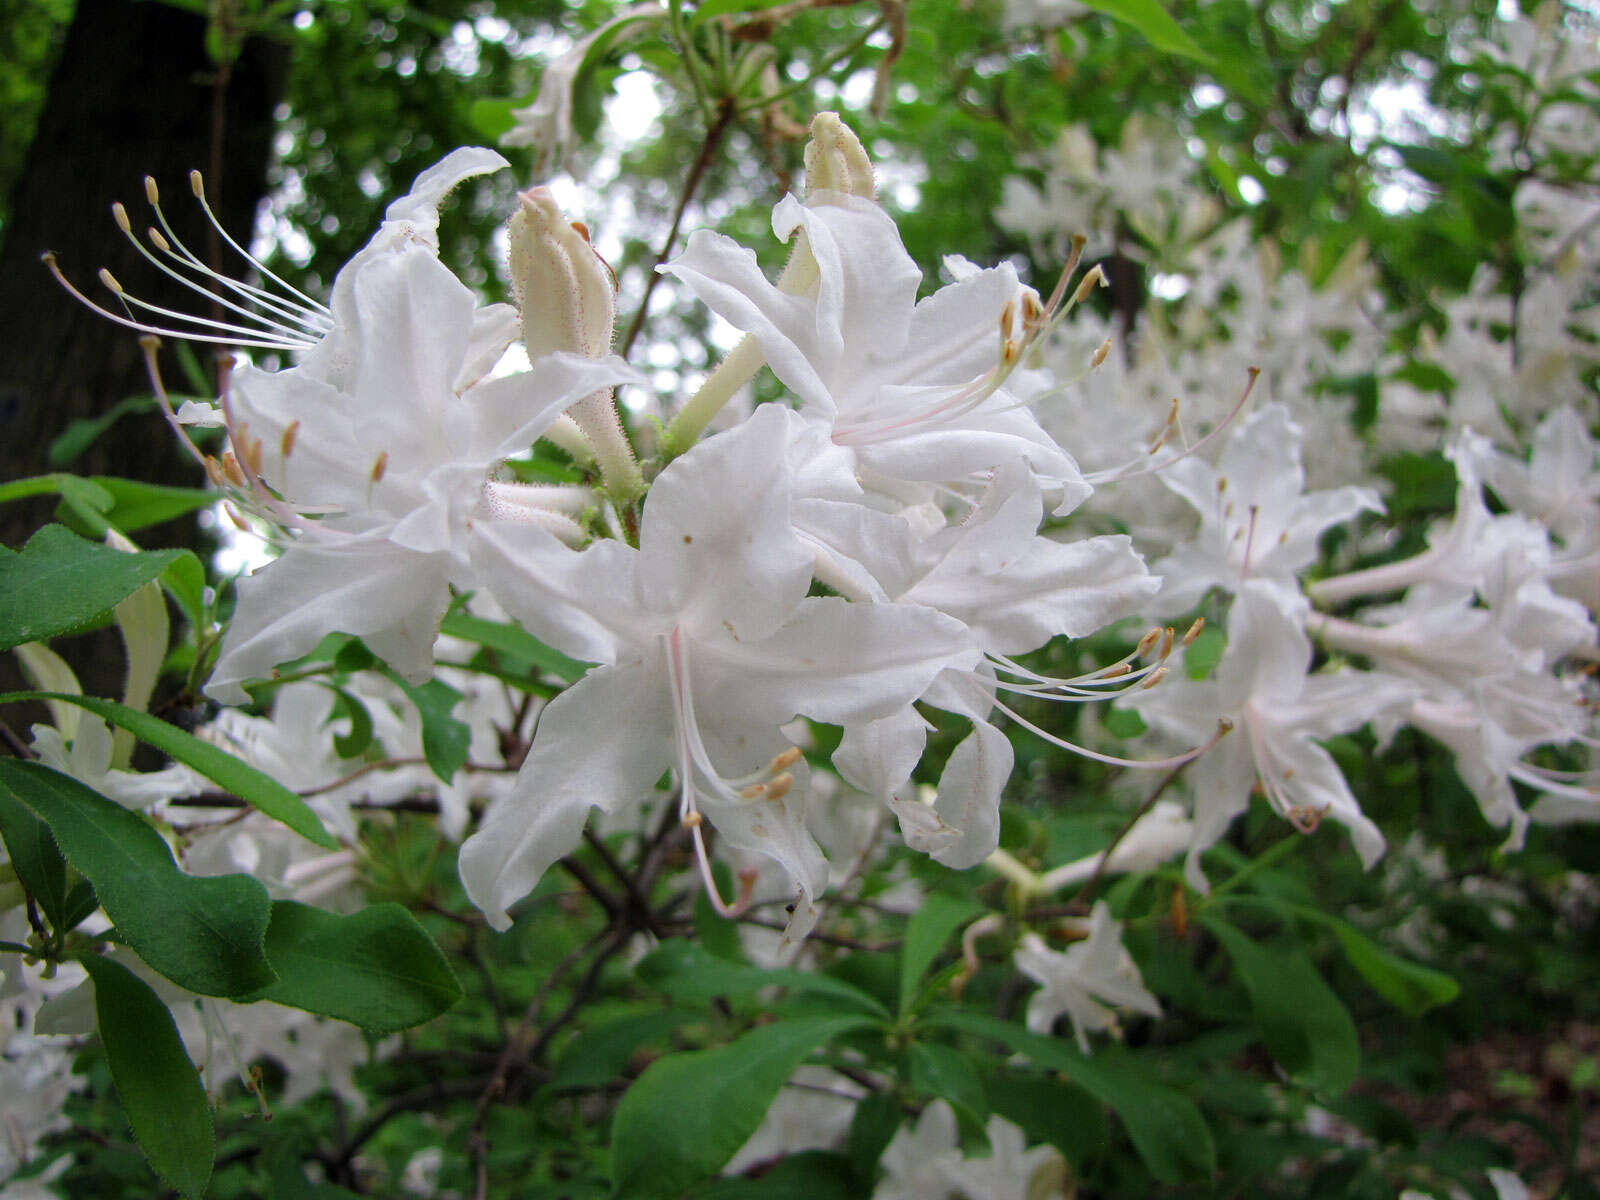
[
  {"x1": 692, "y1": 0, "x2": 786, "y2": 23},
  {"x1": 898, "y1": 893, "x2": 981, "y2": 1015},
  {"x1": 439, "y1": 610, "x2": 592, "y2": 683},
  {"x1": 0, "y1": 760, "x2": 276, "y2": 997},
  {"x1": 47, "y1": 396, "x2": 160, "y2": 466},
  {"x1": 246, "y1": 901, "x2": 462, "y2": 1032},
  {"x1": 1183, "y1": 628, "x2": 1226, "y2": 680},
  {"x1": 468, "y1": 96, "x2": 521, "y2": 141},
  {"x1": 86, "y1": 477, "x2": 215, "y2": 532},
  {"x1": 81, "y1": 954, "x2": 214, "y2": 1198},
  {"x1": 384, "y1": 672, "x2": 470, "y2": 783},
  {"x1": 0, "y1": 525, "x2": 182, "y2": 651},
  {"x1": 610, "y1": 1015, "x2": 877, "y2": 1199},
  {"x1": 687, "y1": 1152, "x2": 859, "y2": 1199},
  {"x1": 160, "y1": 551, "x2": 208, "y2": 631},
  {"x1": 636, "y1": 939, "x2": 889, "y2": 1017},
  {"x1": 0, "y1": 473, "x2": 114, "y2": 514},
  {"x1": 1204, "y1": 918, "x2": 1360, "y2": 1094},
  {"x1": 1077, "y1": 0, "x2": 1209, "y2": 61},
  {"x1": 1325, "y1": 919, "x2": 1458, "y2": 1016},
  {"x1": 928, "y1": 1009, "x2": 1215, "y2": 1183},
  {"x1": 548, "y1": 1008, "x2": 699, "y2": 1092},
  {"x1": 845, "y1": 1090, "x2": 902, "y2": 1182},
  {"x1": 907, "y1": 1042, "x2": 987, "y2": 1125},
  {"x1": 327, "y1": 687, "x2": 375, "y2": 759},
  {"x1": 0, "y1": 692, "x2": 338, "y2": 849},
  {"x1": 0, "y1": 784, "x2": 69, "y2": 934}
]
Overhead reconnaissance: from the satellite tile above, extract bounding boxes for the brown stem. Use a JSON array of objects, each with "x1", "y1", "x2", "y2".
[
  {"x1": 619, "y1": 98, "x2": 737, "y2": 359},
  {"x1": 1067, "y1": 760, "x2": 1190, "y2": 914}
]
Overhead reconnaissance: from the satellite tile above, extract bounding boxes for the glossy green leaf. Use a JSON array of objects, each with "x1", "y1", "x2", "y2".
[
  {"x1": 0, "y1": 692, "x2": 338, "y2": 849},
  {"x1": 0, "y1": 525, "x2": 182, "y2": 651},
  {"x1": 86, "y1": 477, "x2": 215, "y2": 531},
  {"x1": 610, "y1": 1015, "x2": 876, "y2": 1199},
  {"x1": 635, "y1": 939, "x2": 889, "y2": 1017},
  {"x1": 384, "y1": 672, "x2": 470, "y2": 783},
  {"x1": 1077, "y1": 0, "x2": 1209, "y2": 61},
  {"x1": 0, "y1": 783, "x2": 69, "y2": 933},
  {"x1": 1326, "y1": 919, "x2": 1459, "y2": 1016},
  {"x1": 0, "y1": 473, "x2": 114, "y2": 512},
  {"x1": 929, "y1": 1009, "x2": 1215, "y2": 1183},
  {"x1": 898, "y1": 892, "x2": 981, "y2": 1015},
  {"x1": 907, "y1": 1042, "x2": 987, "y2": 1125},
  {"x1": 548, "y1": 1008, "x2": 698, "y2": 1092},
  {"x1": 1205, "y1": 918, "x2": 1361, "y2": 1094},
  {"x1": 247, "y1": 901, "x2": 462, "y2": 1032},
  {"x1": 439, "y1": 610, "x2": 592, "y2": 683},
  {"x1": 81, "y1": 954, "x2": 214, "y2": 1198},
  {"x1": 0, "y1": 760, "x2": 276, "y2": 997}
]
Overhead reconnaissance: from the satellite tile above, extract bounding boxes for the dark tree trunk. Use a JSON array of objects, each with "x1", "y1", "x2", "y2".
[{"x1": 0, "y1": 0, "x2": 286, "y2": 703}]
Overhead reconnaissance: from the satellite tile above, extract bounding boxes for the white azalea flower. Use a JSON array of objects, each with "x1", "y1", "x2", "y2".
[
  {"x1": 1014, "y1": 901, "x2": 1161, "y2": 1054},
  {"x1": 461, "y1": 404, "x2": 978, "y2": 931}
]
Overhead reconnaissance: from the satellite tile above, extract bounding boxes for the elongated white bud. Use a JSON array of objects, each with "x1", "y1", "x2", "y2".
[
  {"x1": 507, "y1": 187, "x2": 616, "y2": 361},
  {"x1": 803, "y1": 112, "x2": 875, "y2": 202}
]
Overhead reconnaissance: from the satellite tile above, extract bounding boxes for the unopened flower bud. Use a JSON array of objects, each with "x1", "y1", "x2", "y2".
[
  {"x1": 507, "y1": 187, "x2": 615, "y2": 361},
  {"x1": 803, "y1": 112, "x2": 875, "y2": 202}
]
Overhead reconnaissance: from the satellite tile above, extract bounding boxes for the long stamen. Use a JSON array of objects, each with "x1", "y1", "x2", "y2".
[
  {"x1": 144, "y1": 224, "x2": 333, "y2": 334},
  {"x1": 187, "y1": 170, "x2": 332, "y2": 317},
  {"x1": 989, "y1": 693, "x2": 1231, "y2": 769},
  {"x1": 1085, "y1": 367, "x2": 1260, "y2": 487},
  {"x1": 43, "y1": 254, "x2": 309, "y2": 352},
  {"x1": 99, "y1": 267, "x2": 319, "y2": 347},
  {"x1": 111, "y1": 201, "x2": 328, "y2": 340}
]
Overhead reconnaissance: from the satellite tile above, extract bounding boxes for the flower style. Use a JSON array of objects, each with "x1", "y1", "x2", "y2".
[
  {"x1": 1013, "y1": 901, "x2": 1161, "y2": 1053},
  {"x1": 460, "y1": 403, "x2": 978, "y2": 931}
]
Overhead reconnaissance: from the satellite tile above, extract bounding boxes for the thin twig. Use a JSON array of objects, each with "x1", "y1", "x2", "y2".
[
  {"x1": 1068, "y1": 760, "x2": 1190, "y2": 914},
  {"x1": 619, "y1": 98, "x2": 737, "y2": 358}
]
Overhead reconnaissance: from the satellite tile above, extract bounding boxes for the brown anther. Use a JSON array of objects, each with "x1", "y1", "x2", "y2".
[
  {"x1": 1182, "y1": 617, "x2": 1205, "y2": 645},
  {"x1": 764, "y1": 772, "x2": 794, "y2": 802},
  {"x1": 1099, "y1": 661, "x2": 1132, "y2": 679},
  {"x1": 1217, "y1": 477, "x2": 1228, "y2": 493},
  {"x1": 1002, "y1": 338, "x2": 1021, "y2": 365},
  {"x1": 112, "y1": 202, "x2": 132, "y2": 234},
  {"x1": 1091, "y1": 337, "x2": 1112, "y2": 367},
  {"x1": 999, "y1": 299, "x2": 1018, "y2": 337},
  {"x1": 98, "y1": 268, "x2": 124, "y2": 294},
  {"x1": 680, "y1": 811, "x2": 704, "y2": 829},
  {"x1": 1022, "y1": 291, "x2": 1045, "y2": 327},
  {"x1": 1072, "y1": 264, "x2": 1106, "y2": 303},
  {"x1": 1140, "y1": 665, "x2": 1169, "y2": 689},
  {"x1": 280, "y1": 420, "x2": 300, "y2": 460},
  {"x1": 740, "y1": 782, "x2": 768, "y2": 800},
  {"x1": 1137, "y1": 627, "x2": 1162, "y2": 657},
  {"x1": 148, "y1": 227, "x2": 171, "y2": 253},
  {"x1": 222, "y1": 452, "x2": 247, "y2": 488},
  {"x1": 143, "y1": 176, "x2": 160, "y2": 205},
  {"x1": 245, "y1": 437, "x2": 264, "y2": 480},
  {"x1": 203, "y1": 455, "x2": 227, "y2": 487},
  {"x1": 370, "y1": 451, "x2": 389, "y2": 483},
  {"x1": 570, "y1": 220, "x2": 591, "y2": 241},
  {"x1": 1158, "y1": 626, "x2": 1176, "y2": 660},
  {"x1": 225, "y1": 504, "x2": 251, "y2": 533},
  {"x1": 768, "y1": 746, "x2": 803, "y2": 772}
]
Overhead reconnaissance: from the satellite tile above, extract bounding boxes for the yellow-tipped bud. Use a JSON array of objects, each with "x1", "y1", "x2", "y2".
[{"x1": 803, "y1": 112, "x2": 875, "y2": 201}]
